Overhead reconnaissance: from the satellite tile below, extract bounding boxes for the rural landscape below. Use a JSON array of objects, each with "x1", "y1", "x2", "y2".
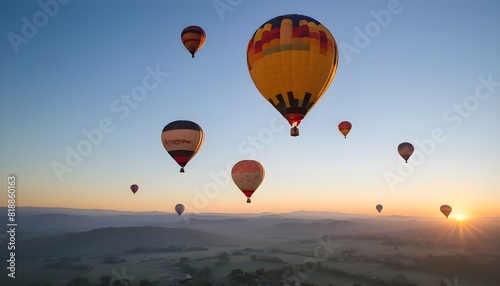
[{"x1": 1, "y1": 207, "x2": 499, "y2": 286}]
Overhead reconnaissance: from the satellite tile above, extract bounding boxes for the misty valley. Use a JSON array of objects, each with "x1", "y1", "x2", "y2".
[{"x1": 1, "y1": 207, "x2": 499, "y2": 286}]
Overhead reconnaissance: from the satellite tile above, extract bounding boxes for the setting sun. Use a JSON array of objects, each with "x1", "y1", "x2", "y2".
[{"x1": 456, "y1": 215, "x2": 464, "y2": 221}]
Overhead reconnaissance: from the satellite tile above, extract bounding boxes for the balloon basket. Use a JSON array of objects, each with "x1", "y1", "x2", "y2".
[
  {"x1": 246, "y1": 198, "x2": 251, "y2": 203},
  {"x1": 291, "y1": 127, "x2": 299, "y2": 137}
]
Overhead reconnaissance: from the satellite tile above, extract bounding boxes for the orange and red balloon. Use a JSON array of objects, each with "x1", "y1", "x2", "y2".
[
  {"x1": 181, "y1": 26, "x2": 206, "y2": 58},
  {"x1": 231, "y1": 160, "x2": 265, "y2": 203}
]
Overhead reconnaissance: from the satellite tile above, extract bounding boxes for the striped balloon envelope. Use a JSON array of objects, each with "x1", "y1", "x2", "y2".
[
  {"x1": 181, "y1": 26, "x2": 206, "y2": 58},
  {"x1": 161, "y1": 120, "x2": 204, "y2": 173},
  {"x1": 231, "y1": 160, "x2": 265, "y2": 203},
  {"x1": 247, "y1": 14, "x2": 339, "y2": 136}
]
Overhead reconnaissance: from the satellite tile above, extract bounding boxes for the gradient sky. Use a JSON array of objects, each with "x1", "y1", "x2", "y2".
[{"x1": 1, "y1": 0, "x2": 499, "y2": 218}]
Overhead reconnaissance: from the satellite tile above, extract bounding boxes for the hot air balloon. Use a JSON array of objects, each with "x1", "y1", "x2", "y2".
[
  {"x1": 175, "y1": 204, "x2": 185, "y2": 216},
  {"x1": 440, "y1": 205, "x2": 452, "y2": 219},
  {"x1": 231, "y1": 160, "x2": 265, "y2": 203},
  {"x1": 161, "y1": 120, "x2": 204, "y2": 173},
  {"x1": 398, "y1": 142, "x2": 414, "y2": 163},
  {"x1": 247, "y1": 14, "x2": 339, "y2": 136},
  {"x1": 181, "y1": 26, "x2": 206, "y2": 58},
  {"x1": 376, "y1": 204, "x2": 383, "y2": 213},
  {"x1": 338, "y1": 121, "x2": 352, "y2": 138},
  {"x1": 130, "y1": 184, "x2": 138, "y2": 195}
]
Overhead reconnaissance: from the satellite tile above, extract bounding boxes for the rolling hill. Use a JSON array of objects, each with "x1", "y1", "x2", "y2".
[{"x1": 17, "y1": 226, "x2": 233, "y2": 259}]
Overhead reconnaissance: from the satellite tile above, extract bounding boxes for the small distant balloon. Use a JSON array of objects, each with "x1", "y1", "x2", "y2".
[
  {"x1": 181, "y1": 26, "x2": 206, "y2": 58},
  {"x1": 398, "y1": 142, "x2": 414, "y2": 163},
  {"x1": 440, "y1": 205, "x2": 452, "y2": 219},
  {"x1": 231, "y1": 160, "x2": 265, "y2": 203},
  {"x1": 338, "y1": 121, "x2": 352, "y2": 138},
  {"x1": 130, "y1": 184, "x2": 139, "y2": 195},
  {"x1": 376, "y1": 204, "x2": 383, "y2": 213},
  {"x1": 175, "y1": 204, "x2": 185, "y2": 216}
]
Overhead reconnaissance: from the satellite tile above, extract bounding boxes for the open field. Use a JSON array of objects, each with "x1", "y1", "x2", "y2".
[
  {"x1": 1, "y1": 209, "x2": 499, "y2": 285},
  {"x1": 6, "y1": 236, "x2": 500, "y2": 285}
]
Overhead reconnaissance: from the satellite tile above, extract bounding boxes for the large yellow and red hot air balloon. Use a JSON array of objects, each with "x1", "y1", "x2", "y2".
[
  {"x1": 440, "y1": 205, "x2": 452, "y2": 219},
  {"x1": 247, "y1": 14, "x2": 339, "y2": 136},
  {"x1": 161, "y1": 120, "x2": 204, "y2": 173},
  {"x1": 338, "y1": 121, "x2": 352, "y2": 138},
  {"x1": 231, "y1": 160, "x2": 265, "y2": 203},
  {"x1": 398, "y1": 142, "x2": 414, "y2": 163},
  {"x1": 181, "y1": 26, "x2": 206, "y2": 58}
]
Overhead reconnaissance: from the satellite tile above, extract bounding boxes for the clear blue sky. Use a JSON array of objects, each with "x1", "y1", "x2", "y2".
[{"x1": 1, "y1": 0, "x2": 499, "y2": 217}]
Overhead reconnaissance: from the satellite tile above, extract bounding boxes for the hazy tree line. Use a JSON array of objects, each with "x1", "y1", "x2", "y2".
[
  {"x1": 413, "y1": 253, "x2": 500, "y2": 279},
  {"x1": 126, "y1": 245, "x2": 208, "y2": 254},
  {"x1": 26, "y1": 263, "x2": 416, "y2": 286}
]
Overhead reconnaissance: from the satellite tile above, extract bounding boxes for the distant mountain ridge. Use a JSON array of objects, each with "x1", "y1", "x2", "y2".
[
  {"x1": 2, "y1": 207, "x2": 498, "y2": 242},
  {"x1": 0, "y1": 206, "x2": 445, "y2": 218}
]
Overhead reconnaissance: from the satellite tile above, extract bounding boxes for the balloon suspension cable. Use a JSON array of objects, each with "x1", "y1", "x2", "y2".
[
  {"x1": 180, "y1": 167, "x2": 185, "y2": 173},
  {"x1": 291, "y1": 126, "x2": 299, "y2": 137},
  {"x1": 246, "y1": 198, "x2": 251, "y2": 203}
]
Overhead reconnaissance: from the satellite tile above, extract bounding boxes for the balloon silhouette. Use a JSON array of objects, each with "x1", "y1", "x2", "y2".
[
  {"x1": 376, "y1": 204, "x2": 383, "y2": 213},
  {"x1": 130, "y1": 184, "x2": 138, "y2": 195},
  {"x1": 398, "y1": 142, "x2": 414, "y2": 163},
  {"x1": 440, "y1": 205, "x2": 452, "y2": 219},
  {"x1": 175, "y1": 204, "x2": 185, "y2": 216}
]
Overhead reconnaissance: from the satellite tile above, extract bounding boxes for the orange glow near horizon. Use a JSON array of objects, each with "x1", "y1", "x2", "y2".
[
  {"x1": 1, "y1": 183, "x2": 498, "y2": 217},
  {"x1": 438, "y1": 218, "x2": 488, "y2": 251},
  {"x1": 6, "y1": 200, "x2": 497, "y2": 219}
]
